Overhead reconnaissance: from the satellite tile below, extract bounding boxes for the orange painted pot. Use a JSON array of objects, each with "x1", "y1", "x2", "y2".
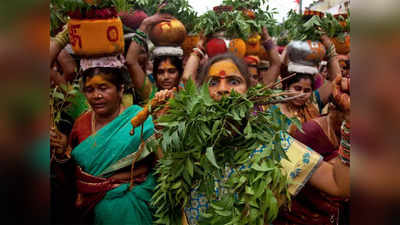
[
  {"x1": 149, "y1": 19, "x2": 187, "y2": 46},
  {"x1": 228, "y1": 38, "x2": 247, "y2": 58}
]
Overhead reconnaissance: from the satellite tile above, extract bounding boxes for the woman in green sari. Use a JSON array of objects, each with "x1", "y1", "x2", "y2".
[{"x1": 50, "y1": 58, "x2": 157, "y2": 225}]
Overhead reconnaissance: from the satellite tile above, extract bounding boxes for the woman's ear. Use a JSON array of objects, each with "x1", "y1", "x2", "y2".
[{"x1": 119, "y1": 84, "x2": 125, "y2": 98}]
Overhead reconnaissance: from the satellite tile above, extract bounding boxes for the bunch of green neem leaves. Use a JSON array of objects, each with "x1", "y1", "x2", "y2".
[
  {"x1": 277, "y1": 9, "x2": 350, "y2": 44},
  {"x1": 145, "y1": 80, "x2": 301, "y2": 225},
  {"x1": 193, "y1": 1, "x2": 277, "y2": 40}
]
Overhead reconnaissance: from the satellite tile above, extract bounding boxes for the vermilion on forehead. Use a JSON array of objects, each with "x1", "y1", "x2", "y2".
[
  {"x1": 159, "y1": 60, "x2": 177, "y2": 70},
  {"x1": 85, "y1": 74, "x2": 112, "y2": 87},
  {"x1": 208, "y1": 60, "x2": 241, "y2": 77}
]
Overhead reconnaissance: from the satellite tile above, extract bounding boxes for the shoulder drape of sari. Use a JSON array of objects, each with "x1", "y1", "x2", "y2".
[
  {"x1": 292, "y1": 120, "x2": 338, "y2": 161},
  {"x1": 71, "y1": 105, "x2": 156, "y2": 225},
  {"x1": 184, "y1": 133, "x2": 322, "y2": 225}
]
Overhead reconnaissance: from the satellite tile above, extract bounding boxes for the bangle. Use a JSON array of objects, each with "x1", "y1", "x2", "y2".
[
  {"x1": 132, "y1": 34, "x2": 146, "y2": 47},
  {"x1": 262, "y1": 39, "x2": 275, "y2": 51},
  {"x1": 135, "y1": 29, "x2": 148, "y2": 40},
  {"x1": 52, "y1": 25, "x2": 70, "y2": 48},
  {"x1": 192, "y1": 47, "x2": 205, "y2": 59},
  {"x1": 132, "y1": 29, "x2": 148, "y2": 47},
  {"x1": 326, "y1": 44, "x2": 338, "y2": 59},
  {"x1": 338, "y1": 120, "x2": 350, "y2": 166}
]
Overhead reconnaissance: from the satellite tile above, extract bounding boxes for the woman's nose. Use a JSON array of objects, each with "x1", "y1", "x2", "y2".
[
  {"x1": 217, "y1": 81, "x2": 231, "y2": 96},
  {"x1": 94, "y1": 90, "x2": 103, "y2": 99}
]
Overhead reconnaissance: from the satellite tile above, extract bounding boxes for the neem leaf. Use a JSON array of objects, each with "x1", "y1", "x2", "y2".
[
  {"x1": 290, "y1": 116, "x2": 303, "y2": 133},
  {"x1": 251, "y1": 161, "x2": 273, "y2": 172},
  {"x1": 206, "y1": 147, "x2": 220, "y2": 169},
  {"x1": 53, "y1": 91, "x2": 65, "y2": 100},
  {"x1": 186, "y1": 158, "x2": 194, "y2": 177}
]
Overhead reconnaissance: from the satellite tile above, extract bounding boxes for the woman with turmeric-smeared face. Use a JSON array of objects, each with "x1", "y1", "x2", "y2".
[
  {"x1": 206, "y1": 58, "x2": 248, "y2": 101},
  {"x1": 180, "y1": 53, "x2": 350, "y2": 225}
]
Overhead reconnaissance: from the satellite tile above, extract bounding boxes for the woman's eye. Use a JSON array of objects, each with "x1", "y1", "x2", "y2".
[
  {"x1": 209, "y1": 79, "x2": 219, "y2": 87},
  {"x1": 168, "y1": 69, "x2": 177, "y2": 74},
  {"x1": 85, "y1": 87, "x2": 93, "y2": 93},
  {"x1": 304, "y1": 88, "x2": 312, "y2": 93},
  {"x1": 229, "y1": 78, "x2": 240, "y2": 85},
  {"x1": 294, "y1": 86, "x2": 302, "y2": 92},
  {"x1": 99, "y1": 85, "x2": 108, "y2": 91}
]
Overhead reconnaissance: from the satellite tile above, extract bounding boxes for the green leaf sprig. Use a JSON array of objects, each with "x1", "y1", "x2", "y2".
[
  {"x1": 146, "y1": 80, "x2": 300, "y2": 225},
  {"x1": 277, "y1": 10, "x2": 350, "y2": 43},
  {"x1": 193, "y1": 1, "x2": 277, "y2": 40}
]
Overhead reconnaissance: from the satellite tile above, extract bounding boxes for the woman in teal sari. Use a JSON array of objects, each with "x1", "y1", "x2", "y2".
[{"x1": 51, "y1": 59, "x2": 157, "y2": 225}]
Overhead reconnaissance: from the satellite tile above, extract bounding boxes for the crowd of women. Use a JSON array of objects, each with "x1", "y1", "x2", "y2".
[{"x1": 50, "y1": 6, "x2": 350, "y2": 225}]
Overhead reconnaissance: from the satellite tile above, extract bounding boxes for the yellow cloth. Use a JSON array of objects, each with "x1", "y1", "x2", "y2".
[{"x1": 279, "y1": 133, "x2": 323, "y2": 196}]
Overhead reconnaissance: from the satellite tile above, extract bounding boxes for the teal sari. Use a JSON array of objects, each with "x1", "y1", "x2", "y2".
[{"x1": 71, "y1": 105, "x2": 155, "y2": 225}]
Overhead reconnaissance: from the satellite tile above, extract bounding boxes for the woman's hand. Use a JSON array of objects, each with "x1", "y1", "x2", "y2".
[
  {"x1": 50, "y1": 127, "x2": 68, "y2": 155},
  {"x1": 261, "y1": 26, "x2": 272, "y2": 41},
  {"x1": 152, "y1": 88, "x2": 177, "y2": 123},
  {"x1": 153, "y1": 88, "x2": 176, "y2": 107},
  {"x1": 320, "y1": 34, "x2": 333, "y2": 49},
  {"x1": 50, "y1": 66, "x2": 66, "y2": 88},
  {"x1": 138, "y1": 13, "x2": 173, "y2": 34},
  {"x1": 196, "y1": 32, "x2": 207, "y2": 50},
  {"x1": 332, "y1": 75, "x2": 350, "y2": 120}
]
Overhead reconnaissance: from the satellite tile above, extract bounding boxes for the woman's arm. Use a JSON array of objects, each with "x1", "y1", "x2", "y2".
[
  {"x1": 181, "y1": 36, "x2": 206, "y2": 86},
  {"x1": 317, "y1": 35, "x2": 341, "y2": 105},
  {"x1": 309, "y1": 119, "x2": 351, "y2": 197},
  {"x1": 260, "y1": 27, "x2": 282, "y2": 86},
  {"x1": 50, "y1": 26, "x2": 69, "y2": 68},
  {"x1": 57, "y1": 49, "x2": 77, "y2": 82},
  {"x1": 126, "y1": 14, "x2": 172, "y2": 99},
  {"x1": 309, "y1": 157, "x2": 350, "y2": 197},
  {"x1": 126, "y1": 39, "x2": 148, "y2": 93}
]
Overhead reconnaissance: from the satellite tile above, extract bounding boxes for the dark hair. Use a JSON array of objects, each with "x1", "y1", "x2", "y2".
[
  {"x1": 282, "y1": 73, "x2": 315, "y2": 90},
  {"x1": 198, "y1": 53, "x2": 251, "y2": 87},
  {"x1": 81, "y1": 67, "x2": 124, "y2": 91},
  {"x1": 152, "y1": 55, "x2": 183, "y2": 83}
]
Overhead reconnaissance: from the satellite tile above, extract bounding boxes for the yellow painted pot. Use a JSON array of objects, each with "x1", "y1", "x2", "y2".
[{"x1": 68, "y1": 17, "x2": 124, "y2": 56}]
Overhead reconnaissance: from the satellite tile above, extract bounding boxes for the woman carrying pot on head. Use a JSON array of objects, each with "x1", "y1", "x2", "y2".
[
  {"x1": 278, "y1": 35, "x2": 342, "y2": 126},
  {"x1": 50, "y1": 56, "x2": 159, "y2": 225},
  {"x1": 126, "y1": 13, "x2": 185, "y2": 104},
  {"x1": 245, "y1": 27, "x2": 282, "y2": 87}
]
